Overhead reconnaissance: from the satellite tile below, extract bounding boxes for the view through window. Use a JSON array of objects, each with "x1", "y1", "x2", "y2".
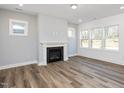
[
  {"x1": 80, "y1": 30, "x2": 89, "y2": 48},
  {"x1": 80, "y1": 25, "x2": 119, "y2": 51},
  {"x1": 105, "y1": 25, "x2": 119, "y2": 50},
  {"x1": 91, "y1": 28, "x2": 103, "y2": 48}
]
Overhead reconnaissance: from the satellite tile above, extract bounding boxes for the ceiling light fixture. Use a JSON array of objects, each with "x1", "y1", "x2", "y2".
[
  {"x1": 120, "y1": 6, "x2": 124, "y2": 10},
  {"x1": 70, "y1": 4, "x2": 78, "y2": 10},
  {"x1": 19, "y1": 4, "x2": 23, "y2": 7}
]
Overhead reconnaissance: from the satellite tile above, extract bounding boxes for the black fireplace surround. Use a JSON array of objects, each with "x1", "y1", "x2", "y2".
[{"x1": 47, "y1": 47, "x2": 63, "y2": 63}]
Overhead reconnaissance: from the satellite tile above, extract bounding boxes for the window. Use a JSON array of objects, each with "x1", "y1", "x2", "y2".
[
  {"x1": 105, "y1": 25, "x2": 119, "y2": 50},
  {"x1": 68, "y1": 28, "x2": 75, "y2": 38},
  {"x1": 91, "y1": 28, "x2": 103, "y2": 48},
  {"x1": 80, "y1": 30, "x2": 89, "y2": 48},
  {"x1": 9, "y1": 19, "x2": 28, "y2": 36},
  {"x1": 80, "y1": 25, "x2": 119, "y2": 51}
]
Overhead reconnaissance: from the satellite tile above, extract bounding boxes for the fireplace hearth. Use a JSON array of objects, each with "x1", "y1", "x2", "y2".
[{"x1": 47, "y1": 47, "x2": 63, "y2": 63}]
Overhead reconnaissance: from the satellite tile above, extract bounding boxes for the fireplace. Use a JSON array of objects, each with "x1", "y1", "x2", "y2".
[
  {"x1": 47, "y1": 47, "x2": 63, "y2": 63},
  {"x1": 39, "y1": 42, "x2": 68, "y2": 65}
]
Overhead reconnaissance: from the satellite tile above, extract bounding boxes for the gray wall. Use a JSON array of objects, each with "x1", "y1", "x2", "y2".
[
  {"x1": 68, "y1": 23, "x2": 78, "y2": 56},
  {"x1": 38, "y1": 14, "x2": 68, "y2": 42},
  {"x1": 0, "y1": 9, "x2": 38, "y2": 66}
]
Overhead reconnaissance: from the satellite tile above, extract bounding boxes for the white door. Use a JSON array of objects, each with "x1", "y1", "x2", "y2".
[{"x1": 68, "y1": 27, "x2": 77, "y2": 57}]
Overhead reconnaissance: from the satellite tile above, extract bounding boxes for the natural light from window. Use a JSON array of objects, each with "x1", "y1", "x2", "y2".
[
  {"x1": 68, "y1": 28, "x2": 75, "y2": 38},
  {"x1": 105, "y1": 25, "x2": 119, "y2": 50},
  {"x1": 91, "y1": 28, "x2": 103, "y2": 49},
  {"x1": 80, "y1": 30, "x2": 89, "y2": 48},
  {"x1": 80, "y1": 25, "x2": 119, "y2": 51}
]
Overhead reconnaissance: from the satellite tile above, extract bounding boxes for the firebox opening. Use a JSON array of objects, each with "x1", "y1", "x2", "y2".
[{"x1": 47, "y1": 47, "x2": 63, "y2": 63}]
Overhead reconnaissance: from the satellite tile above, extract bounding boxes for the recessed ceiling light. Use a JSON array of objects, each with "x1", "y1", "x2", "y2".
[
  {"x1": 19, "y1": 4, "x2": 23, "y2": 7},
  {"x1": 120, "y1": 6, "x2": 124, "y2": 10},
  {"x1": 70, "y1": 4, "x2": 78, "y2": 10}
]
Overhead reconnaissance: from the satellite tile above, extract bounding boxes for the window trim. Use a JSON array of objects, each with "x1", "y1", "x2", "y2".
[
  {"x1": 90, "y1": 27, "x2": 104, "y2": 49},
  {"x1": 104, "y1": 24, "x2": 119, "y2": 50},
  {"x1": 68, "y1": 27, "x2": 76, "y2": 38},
  {"x1": 9, "y1": 19, "x2": 28, "y2": 36},
  {"x1": 80, "y1": 25, "x2": 119, "y2": 51},
  {"x1": 80, "y1": 29, "x2": 89, "y2": 48}
]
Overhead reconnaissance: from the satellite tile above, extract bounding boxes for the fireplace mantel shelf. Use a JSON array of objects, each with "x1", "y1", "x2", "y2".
[{"x1": 40, "y1": 41, "x2": 68, "y2": 46}]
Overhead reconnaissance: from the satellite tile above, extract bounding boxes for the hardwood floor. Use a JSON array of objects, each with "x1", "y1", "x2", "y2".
[{"x1": 0, "y1": 56, "x2": 124, "y2": 88}]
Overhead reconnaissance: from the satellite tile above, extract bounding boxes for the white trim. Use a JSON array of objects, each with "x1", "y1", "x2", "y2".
[
  {"x1": 0, "y1": 60, "x2": 37, "y2": 70},
  {"x1": 68, "y1": 53, "x2": 78, "y2": 57},
  {"x1": 79, "y1": 25, "x2": 119, "y2": 51},
  {"x1": 38, "y1": 62, "x2": 47, "y2": 66},
  {"x1": 78, "y1": 54, "x2": 124, "y2": 66},
  {"x1": 39, "y1": 42, "x2": 68, "y2": 65},
  {"x1": 64, "y1": 57, "x2": 69, "y2": 61},
  {"x1": 9, "y1": 19, "x2": 28, "y2": 36}
]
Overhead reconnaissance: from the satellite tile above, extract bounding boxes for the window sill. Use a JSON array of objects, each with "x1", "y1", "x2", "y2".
[{"x1": 80, "y1": 47, "x2": 119, "y2": 53}]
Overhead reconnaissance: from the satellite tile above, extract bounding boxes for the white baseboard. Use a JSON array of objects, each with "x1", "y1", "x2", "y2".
[
  {"x1": 64, "y1": 57, "x2": 69, "y2": 61},
  {"x1": 68, "y1": 53, "x2": 78, "y2": 57},
  {"x1": 0, "y1": 60, "x2": 37, "y2": 70},
  {"x1": 78, "y1": 54, "x2": 124, "y2": 66},
  {"x1": 38, "y1": 62, "x2": 47, "y2": 66}
]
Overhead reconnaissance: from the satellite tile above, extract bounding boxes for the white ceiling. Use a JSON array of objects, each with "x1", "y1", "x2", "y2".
[{"x1": 0, "y1": 4, "x2": 123, "y2": 24}]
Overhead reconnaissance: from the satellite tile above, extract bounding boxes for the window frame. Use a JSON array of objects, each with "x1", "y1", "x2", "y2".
[
  {"x1": 9, "y1": 19, "x2": 28, "y2": 36},
  {"x1": 80, "y1": 29, "x2": 89, "y2": 48},
  {"x1": 90, "y1": 27, "x2": 104, "y2": 49},
  {"x1": 68, "y1": 27, "x2": 76, "y2": 38},
  {"x1": 79, "y1": 25, "x2": 119, "y2": 51},
  {"x1": 104, "y1": 24, "x2": 119, "y2": 51}
]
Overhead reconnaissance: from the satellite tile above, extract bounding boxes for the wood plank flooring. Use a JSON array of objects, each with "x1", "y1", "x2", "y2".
[{"x1": 0, "y1": 56, "x2": 124, "y2": 88}]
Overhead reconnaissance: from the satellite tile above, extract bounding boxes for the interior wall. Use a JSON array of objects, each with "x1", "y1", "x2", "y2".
[
  {"x1": 78, "y1": 13, "x2": 124, "y2": 65},
  {"x1": 38, "y1": 14, "x2": 68, "y2": 42},
  {"x1": 68, "y1": 23, "x2": 78, "y2": 56},
  {"x1": 0, "y1": 9, "x2": 38, "y2": 67}
]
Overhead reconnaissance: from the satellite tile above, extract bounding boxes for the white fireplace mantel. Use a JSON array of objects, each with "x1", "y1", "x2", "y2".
[{"x1": 38, "y1": 41, "x2": 68, "y2": 65}]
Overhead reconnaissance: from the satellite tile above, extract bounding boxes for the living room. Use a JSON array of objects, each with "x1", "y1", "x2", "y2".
[{"x1": 0, "y1": 1, "x2": 124, "y2": 90}]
